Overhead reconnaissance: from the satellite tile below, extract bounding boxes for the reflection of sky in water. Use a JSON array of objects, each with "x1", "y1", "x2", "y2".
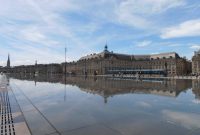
[{"x1": 9, "y1": 77, "x2": 200, "y2": 135}]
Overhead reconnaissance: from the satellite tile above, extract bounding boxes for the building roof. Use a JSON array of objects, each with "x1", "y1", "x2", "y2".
[
  {"x1": 79, "y1": 51, "x2": 106, "y2": 60},
  {"x1": 79, "y1": 49, "x2": 180, "y2": 61}
]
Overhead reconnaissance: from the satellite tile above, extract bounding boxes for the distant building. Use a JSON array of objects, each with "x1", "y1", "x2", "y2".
[
  {"x1": 192, "y1": 50, "x2": 200, "y2": 75},
  {"x1": 0, "y1": 54, "x2": 11, "y2": 73},
  {"x1": 10, "y1": 64, "x2": 62, "y2": 74},
  {"x1": 62, "y1": 45, "x2": 191, "y2": 76}
]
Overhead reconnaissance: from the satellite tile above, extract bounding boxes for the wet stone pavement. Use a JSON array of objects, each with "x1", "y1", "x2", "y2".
[
  {"x1": 0, "y1": 75, "x2": 30, "y2": 135},
  {"x1": 2, "y1": 74, "x2": 200, "y2": 135}
]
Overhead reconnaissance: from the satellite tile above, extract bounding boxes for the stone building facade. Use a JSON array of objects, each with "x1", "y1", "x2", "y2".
[
  {"x1": 62, "y1": 46, "x2": 191, "y2": 76},
  {"x1": 192, "y1": 50, "x2": 200, "y2": 75},
  {"x1": 0, "y1": 64, "x2": 62, "y2": 75}
]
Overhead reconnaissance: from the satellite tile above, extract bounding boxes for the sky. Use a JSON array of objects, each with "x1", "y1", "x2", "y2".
[{"x1": 0, "y1": 0, "x2": 200, "y2": 66}]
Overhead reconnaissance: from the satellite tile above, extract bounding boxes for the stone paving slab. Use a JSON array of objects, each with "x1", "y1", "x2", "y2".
[
  {"x1": 11, "y1": 82, "x2": 60, "y2": 135},
  {"x1": 0, "y1": 75, "x2": 31, "y2": 135},
  {"x1": 61, "y1": 124, "x2": 122, "y2": 135},
  {"x1": 48, "y1": 132, "x2": 60, "y2": 135},
  {"x1": 14, "y1": 122, "x2": 31, "y2": 135},
  {"x1": 22, "y1": 110, "x2": 56, "y2": 135}
]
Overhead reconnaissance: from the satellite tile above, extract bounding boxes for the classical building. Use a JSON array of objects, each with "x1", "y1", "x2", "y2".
[
  {"x1": 192, "y1": 50, "x2": 200, "y2": 75},
  {"x1": 62, "y1": 45, "x2": 191, "y2": 76}
]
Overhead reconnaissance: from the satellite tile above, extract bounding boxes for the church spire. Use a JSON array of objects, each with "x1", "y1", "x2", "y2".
[
  {"x1": 7, "y1": 54, "x2": 10, "y2": 68},
  {"x1": 104, "y1": 42, "x2": 108, "y2": 52}
]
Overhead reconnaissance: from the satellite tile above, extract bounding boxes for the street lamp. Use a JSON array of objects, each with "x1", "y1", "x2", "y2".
[{"x1": 65, "y1": 47, "x2": 67, "y2": 75}]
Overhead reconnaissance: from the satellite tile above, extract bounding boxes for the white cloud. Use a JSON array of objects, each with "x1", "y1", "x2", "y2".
[
  {"x1": 19, "y1": 26, "x2": 61, "y2": 47},
  {"x1": 136, "y1": 40, "x2": 152, "y2": 47},
  {"x1": 116, "y1": 0, "x2": 185, "y2": 29},
  {"x1": 151, "y1": 52, "x2": 159, "y2": 54},
  {"x1": 0, "y1": 0, "x2": 105, "y2": 66},
  {"x1": 168, "y1": 43, "x2": 181, "y2": 47},
  {"x1": 190, "y1": 45, "x2": 200, "y2": 49},
  {"x1": 136, "y1": 101, "x2": 152, "y2": 108},
  {"x1": 192, "y1": 99, "x2": 200, "y2": 104},
  {"x1": 120, "y1": 0, "x2": 185, "y2": 14},
  {"x1": 162, "y1": 110, "x2": 200, "y2": 129},
  {"x1": 161, "y1": 19, "x2": 200, "y2": 39},
  {"x1": 0, "y1": 0, "x2": 194, "y2": 66}
]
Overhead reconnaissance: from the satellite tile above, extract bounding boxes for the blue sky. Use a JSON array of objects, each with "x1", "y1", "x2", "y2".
[{"x1": 0, "y1": 0, "x2": 200, "y2": 66}]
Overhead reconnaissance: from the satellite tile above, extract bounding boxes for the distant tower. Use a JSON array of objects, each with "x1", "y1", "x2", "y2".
[
  {"x1": 35, "y1": 60, "x2": 38, "y2": 75},
  {"x1": 7, "y1": 54, "x2": 10, "y2": 68},
  {"x1": 104, "y1": 43, "x2": 108, "y2": 52},
  {"x1": 35, "y1": 60, "x2": 37, "y2": 66}
]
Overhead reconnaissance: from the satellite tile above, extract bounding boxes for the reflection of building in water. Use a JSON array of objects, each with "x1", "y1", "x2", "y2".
[
  {"x1": 192, "y1": 80, "x2": 200, "y2": 99},
  {"x1": 9, "y1": 74, "x2": 192, "y2": 103},
  {"x1": 61, "y1": 77, "x2": 191, "y2": 103},
  {"x1": 9, "y1": 74, "x2": 63, "y2": 84}
]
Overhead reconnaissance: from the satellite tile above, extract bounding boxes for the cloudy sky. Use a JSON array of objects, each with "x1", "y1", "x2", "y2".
[{"x1": 0, "y1": 0, "x2": 200, "y2": 66}]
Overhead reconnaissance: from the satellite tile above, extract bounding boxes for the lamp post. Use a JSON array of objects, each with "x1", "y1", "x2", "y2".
[
  {"x1": 84, "y1": 59, "x2": 87, "y2": 76},
  {"x1": 64, "y1": 46, "x2": 67, "y2": 101},
  {"x1": 65, "y1": 47, "x2": 67, "y2": 75}
]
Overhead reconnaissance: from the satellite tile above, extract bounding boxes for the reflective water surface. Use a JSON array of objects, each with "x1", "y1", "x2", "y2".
[{"x1": 8, "y1": 75, "x2": 200, "y2": 135}]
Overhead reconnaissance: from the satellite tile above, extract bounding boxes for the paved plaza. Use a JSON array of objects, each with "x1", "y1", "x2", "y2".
[
  {"x1": 0, "y1": 75, "x2": 30, "y2": 135},
  {"x1": 1, "y1": 74, "x2": 200, "y2": 135}
]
